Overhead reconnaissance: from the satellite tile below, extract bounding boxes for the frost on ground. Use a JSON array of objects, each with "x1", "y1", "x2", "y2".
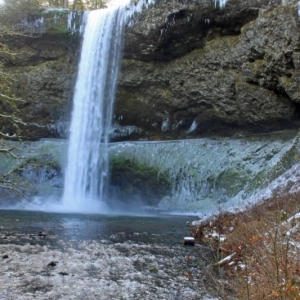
[{"x1": 0, "y1": 235, "x2": 216, "y2": 300}]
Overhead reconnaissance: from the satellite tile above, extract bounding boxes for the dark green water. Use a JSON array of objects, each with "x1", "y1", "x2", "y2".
[{"x1": 0, "y1": 210, "x2": 197, "y2": 247}]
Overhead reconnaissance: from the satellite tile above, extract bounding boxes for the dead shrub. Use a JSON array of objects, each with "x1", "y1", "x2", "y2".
[{"x1": 195, "y1": 192, "x2": 300, "y2": 299}]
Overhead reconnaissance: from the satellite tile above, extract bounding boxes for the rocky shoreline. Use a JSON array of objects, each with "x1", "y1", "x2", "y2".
[{"x1": 0, "y1": 212, "x2": 219, "y2": 300}]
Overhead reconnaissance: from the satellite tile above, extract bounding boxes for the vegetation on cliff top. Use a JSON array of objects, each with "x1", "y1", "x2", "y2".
[{"x1": 0, "y1": 0, "x2": 109, "y2": 12}]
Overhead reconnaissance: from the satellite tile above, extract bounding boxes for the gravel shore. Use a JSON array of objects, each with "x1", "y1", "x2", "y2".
[{"x1": 0, "y1": 226, "x2": 217, "y2": 300}]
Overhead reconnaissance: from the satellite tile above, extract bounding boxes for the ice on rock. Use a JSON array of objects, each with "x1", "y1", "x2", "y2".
[{"x1": 109, "y1": 132, "x2": 300, "y2": 215}]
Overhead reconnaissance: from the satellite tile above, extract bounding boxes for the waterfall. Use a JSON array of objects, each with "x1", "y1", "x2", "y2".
[
  {"x1": 62, "y1": 0, "x2": 156, "y2": 212},
  {"x1": 62, "y1": 6, "x2": 126, "y2": 212}
]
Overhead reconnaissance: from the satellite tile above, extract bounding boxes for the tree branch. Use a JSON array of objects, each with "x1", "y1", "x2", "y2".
[
  {"x1": 0, "y1": 147, "x2": 22, "y2": 159},
  {"x1": 0, "y1": 159, "x2": 33, "y2": 202},
  {"x1": 0, "y1": 113, "x2": 28, "y2": 125}
]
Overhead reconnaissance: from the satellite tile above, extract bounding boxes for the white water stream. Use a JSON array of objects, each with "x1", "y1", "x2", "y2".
[
  {"x1": 62, "y1": 7, "x2": 125, "y2": 211},
  {"x1": 62, "y1": 0, "x2": 156, "y2": 212}
]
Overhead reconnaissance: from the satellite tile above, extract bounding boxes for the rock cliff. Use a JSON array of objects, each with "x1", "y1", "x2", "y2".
[
  {"x1": 116, "y1": 0, "x2": 300, "y2": 139},
  {"x1": 0, "y1": 10, "x2": 82, "y2": 139},
  {"x1": 1, "y1": 0, "x2": 300, "y2": 140}
]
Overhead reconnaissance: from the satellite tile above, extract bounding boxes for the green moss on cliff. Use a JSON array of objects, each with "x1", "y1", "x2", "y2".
[{"x1": 109, "y1": 155, "x2": 171, "y2": 206}]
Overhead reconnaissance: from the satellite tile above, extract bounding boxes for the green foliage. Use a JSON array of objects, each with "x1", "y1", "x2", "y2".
[
  {"x1": 149, "y1": 267, "x2": 158, "y2": 273},
  {"x1": 0, "y1": 1, "x2": 37, "y2": 28},
  {"x1": 0, "y1": 0, "x2": 41, "y2": 27},
  {"x1": 2, "y1": 0, "x2": 67, "y2": 10},
  {"x1": 1, "y1": 0, "x2": 110, "y2": 11},
  {"x1": 72, "y1": 0, "x2": 84, "y2": 10},
  {"x1": 4, "y1": 0, "x2": 40, "y2": 11}
]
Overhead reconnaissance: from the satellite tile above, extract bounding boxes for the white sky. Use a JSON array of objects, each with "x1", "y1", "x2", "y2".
[{"x1": 106, "y1": 0, "x2": 131, "y2": 8}]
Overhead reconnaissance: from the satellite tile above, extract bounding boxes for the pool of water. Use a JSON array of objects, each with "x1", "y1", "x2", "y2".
[{"x1": 0, "y1": 210, "x2": 197, "y2": 247}]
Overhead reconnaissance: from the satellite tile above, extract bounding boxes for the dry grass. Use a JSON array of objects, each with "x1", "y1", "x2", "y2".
[{"x1": 194, "y1": 192, "x2": 300, "y2": 299}]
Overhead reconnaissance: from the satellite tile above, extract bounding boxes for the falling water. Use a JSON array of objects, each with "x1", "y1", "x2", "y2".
[
  {"x1": 62, "y1": 6, "x2": 127, "y2": 212},
  {"x1": 62, "y1": 0, "x2": 157, "y2": 212}
]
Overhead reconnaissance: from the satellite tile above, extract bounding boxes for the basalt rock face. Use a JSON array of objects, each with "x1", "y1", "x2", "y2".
[
  {"x1": 114, "y1": 0, "x2": 300, "y2": 140},
  {"x1": 9, "y1": 36, "x2": 78, "y2": 139},
  {"x1": 0, "y1": 11, "x2": 82, "y2": 139},
  {"x1": 1, "y1": 1, "x2": 300, "y2": 140}
]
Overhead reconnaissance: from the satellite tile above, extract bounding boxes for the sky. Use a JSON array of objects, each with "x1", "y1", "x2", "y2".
[{"x1": 106, "y1": 0, "x2": 131, "y2": 8}]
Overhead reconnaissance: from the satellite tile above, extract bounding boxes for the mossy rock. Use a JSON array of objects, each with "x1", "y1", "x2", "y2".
[{"x1": 108, "y1": 155, "x2": 171, "y2": 207}]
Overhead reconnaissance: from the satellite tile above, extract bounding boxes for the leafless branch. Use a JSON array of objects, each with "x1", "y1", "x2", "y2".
[
  {"x1": 0, "y1": 113, "x2": 27, "y2": 125},
  {"x1": 0, "y1": 147, "x2": 22, "y2": 159}
]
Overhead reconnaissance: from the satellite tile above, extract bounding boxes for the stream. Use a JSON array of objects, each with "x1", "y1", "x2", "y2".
[{"x1": 0, "y1": 210, "x2": 217, "y2": 300}]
